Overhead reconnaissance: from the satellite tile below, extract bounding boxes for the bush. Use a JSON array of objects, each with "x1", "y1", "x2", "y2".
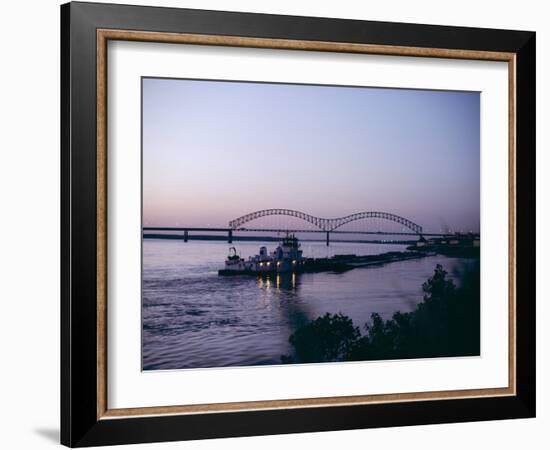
[
  {"x1": 281, "y1": 313, "x2": 360, "y2": 363},
  {"x1": 282, "y1": 264, "x2": 480, "y2": 364}
]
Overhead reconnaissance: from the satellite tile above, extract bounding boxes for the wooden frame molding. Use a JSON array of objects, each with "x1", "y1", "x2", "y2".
[{"x1": 96, "y1": 28, "x2": 517, "y2": 420}]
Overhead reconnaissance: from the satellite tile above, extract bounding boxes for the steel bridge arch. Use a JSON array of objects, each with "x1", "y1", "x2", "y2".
[{"x1": 228, "y1": 209, "x2": 423, "y2": 234}]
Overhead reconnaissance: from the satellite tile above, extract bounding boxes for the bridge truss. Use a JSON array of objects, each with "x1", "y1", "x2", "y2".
[{"x1": 228, "y1": 209, "x2": 423, "y2": 234}]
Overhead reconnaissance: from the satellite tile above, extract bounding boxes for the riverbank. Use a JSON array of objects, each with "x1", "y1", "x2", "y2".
[
  {"x1": 281, "y1": 263, "x2": 480, "y2": 364},
  {"x1": 408, "y1": 245, "x2": 480, "y2": 258}
]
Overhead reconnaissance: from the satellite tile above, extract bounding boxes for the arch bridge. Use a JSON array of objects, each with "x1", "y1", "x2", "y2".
[{"x1": 229, "y1": 209, "x2": 422, "y2": 245}]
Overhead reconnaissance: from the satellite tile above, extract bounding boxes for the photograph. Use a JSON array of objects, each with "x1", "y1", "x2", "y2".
[{"x1": 141, "y1": 77, "x2": 481, "y2": 371}]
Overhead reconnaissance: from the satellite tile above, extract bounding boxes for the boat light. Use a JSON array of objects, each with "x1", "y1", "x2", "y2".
[
  {"x1": 259, "y1": 262, "x2": 264, "y2": 267},
  {"x1": 277, "y1": 261, "x2": 281, "y2": 266},
  {"x1": 267, "y1": 262, "x2": 271, "y2": 266},
  {"x1": 292, "y1": 260, "x2": 297, "y2": 264}
]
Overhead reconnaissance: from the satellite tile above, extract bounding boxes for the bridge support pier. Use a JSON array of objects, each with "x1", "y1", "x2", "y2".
[
  {"x1": 228, "y1": 230, "x2": 233, "y2": 243},
  {"x1": 326, "y1": 231, "x2": 330, "y2": 246},
  {"x1": 183, "y1": 230, "x2": 188, "y2": 242}
]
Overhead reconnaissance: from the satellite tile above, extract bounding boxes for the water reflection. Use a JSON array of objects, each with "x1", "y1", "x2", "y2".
[{"x1": 257, "y1": 272, "x2": 298, "y2": 291}]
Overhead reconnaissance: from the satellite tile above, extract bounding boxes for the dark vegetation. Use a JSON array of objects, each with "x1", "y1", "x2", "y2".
[{"x1": 281, "y1": 264, "x2": 480, "y2": 364}]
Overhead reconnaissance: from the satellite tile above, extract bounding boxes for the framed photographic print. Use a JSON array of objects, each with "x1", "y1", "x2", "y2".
[{"x1": 61, "y1": 2, "x2": 536, "y2": 447}]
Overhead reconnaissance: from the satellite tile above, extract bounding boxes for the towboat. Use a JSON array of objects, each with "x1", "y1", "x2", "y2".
[{"x1": 218, "y1": 234, "x2": 305, "y2": 275}]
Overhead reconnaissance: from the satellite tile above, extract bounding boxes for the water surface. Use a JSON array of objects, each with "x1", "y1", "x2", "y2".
[{"x1": 142, "y1": 240, "x2": 474, "y2": 370}]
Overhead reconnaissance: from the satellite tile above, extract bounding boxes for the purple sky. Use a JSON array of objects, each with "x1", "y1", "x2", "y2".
[{"x1": 142, "y1": 78, "x2": 480, "y2": 233}]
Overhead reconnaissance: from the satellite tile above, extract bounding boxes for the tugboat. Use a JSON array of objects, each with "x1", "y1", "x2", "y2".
[{"x1": 218, "y1": 234, "x2": 305, "y2": 275}]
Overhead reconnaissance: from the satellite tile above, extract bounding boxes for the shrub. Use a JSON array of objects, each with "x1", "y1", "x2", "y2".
[{"x1": 282, "y1": 264, "x2": 480, "y2": 364}]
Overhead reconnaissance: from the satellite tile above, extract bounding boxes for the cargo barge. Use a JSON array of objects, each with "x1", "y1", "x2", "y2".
[{"x1": 218, "y1": 235, "x2": 429, "y2": 276}]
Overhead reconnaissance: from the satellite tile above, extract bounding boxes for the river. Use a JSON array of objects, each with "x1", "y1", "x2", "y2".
[{"x1": 142, "y1": 239, "x2": 476, "y2": 370}]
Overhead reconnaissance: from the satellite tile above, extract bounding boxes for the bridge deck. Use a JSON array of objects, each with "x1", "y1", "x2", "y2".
[{"x1": 142, "y1": 227, "x2": 466, "y2": 237}]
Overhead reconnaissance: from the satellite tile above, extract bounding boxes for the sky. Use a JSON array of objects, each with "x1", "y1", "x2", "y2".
[{"x1": 142, "y1": 78, "x2": 480, "y2": 233}]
